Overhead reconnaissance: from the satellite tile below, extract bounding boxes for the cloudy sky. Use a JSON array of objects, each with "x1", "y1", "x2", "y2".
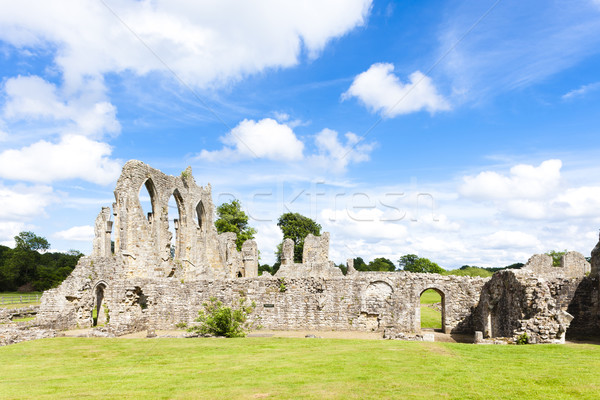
[{"x1": 1, "y1": 0, "x2": 600, "y2": 268}]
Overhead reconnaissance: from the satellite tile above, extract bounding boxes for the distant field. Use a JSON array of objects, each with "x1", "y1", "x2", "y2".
[{"x1": 1, "y1": 337, "x2": 599, "y2": 399}]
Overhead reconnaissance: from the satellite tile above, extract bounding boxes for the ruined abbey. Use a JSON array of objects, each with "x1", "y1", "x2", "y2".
[{"x1": 36, "y1": 160, "x2": 600, "y2": 344}]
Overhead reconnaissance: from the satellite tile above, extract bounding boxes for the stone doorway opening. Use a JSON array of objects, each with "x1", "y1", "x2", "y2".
[
  {"x1": 92, "y1": 282, "x2": 108, "y2": 327},
  {"x1": 419, "y1": 288, "x2": 445, "y2": 333}
]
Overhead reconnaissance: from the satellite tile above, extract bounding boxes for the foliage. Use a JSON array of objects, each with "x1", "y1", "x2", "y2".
[
  {"x1": 352, "y1": 257, "x2": 395, "y2": 271},
  {"x1": 4, "y1": 338, "x2": 600, "y2": 399},
  {"x1": 546, "y1": 250, "x2": 567, "y2": 267},
  {"x1": 353, "y1": 257, "x2": 368, "y2": 271},
  {"x1": 14, "y1": 231, "x2": 50, "y2": 252},
  {"x1": 517, "y1": 333, "x2": 530, "y2": 345},
  {"x1": 0, "y1": 232, "x2": 83, "y2": 292},
  {"x1": 442, "y1": 266, "x2": 493, "y2": 278},
  {"x1": 278, "y1": 278, "x2": 287, "y2": 292},
  {"x1": 215, "y1": 200, "x2": 257, "y2": 251},
  {"x1": 398, "y1": 254, "x2": 445, "y2": 274},
  {"x1": 188, "y1": 297, "x2": 255, "y2": 338},
  {"x1": 276, "y1": 213, "x2": 322, "y2": 263}
]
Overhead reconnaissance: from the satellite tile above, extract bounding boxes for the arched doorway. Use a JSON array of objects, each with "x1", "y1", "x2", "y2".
[
  {"x1": 418, "y1": 288, "x2": 445, "y2": 333},
  {"x1": 92, "y1": 282, "x2": 108, "y2": 327}
]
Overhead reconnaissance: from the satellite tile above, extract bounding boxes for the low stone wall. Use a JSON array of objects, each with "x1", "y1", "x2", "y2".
[
  {"x1": 37, "y1": 267, "x2": 488, "y2": 336},
  {"x1": 0, "y1": 306, "x2": 39, "y2": 324}
]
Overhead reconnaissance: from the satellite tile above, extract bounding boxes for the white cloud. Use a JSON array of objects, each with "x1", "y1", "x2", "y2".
[
  {"x1": 0, "y1": 0, "x2": 372, "y2": 89},
  {"x1": 459, "y1": 159, "x2": 562, "y2": 201},
  {"x1": 54, "y1": 225, "x2": 94, "y2": 241},
  {"x1": 309, "y1": 128, "x2": 375, "y2": 173},
  {"x1": 342, "y1": 63, "x2": 450, "y2": 117},
  {"x1": 0, "y1": 134, "x2": 121, "y2": 185},
  {"x1": 552, "y1": 186, "x2": 600, "y2": 217},
  {"x1": 199, "y1": 118, "x2": 304, "y2": 162},
  {"x1": 483, "y1": 230, "x2": 541, "y2": 250},
  {"x1": 2, "y1": 75, "x2": 120, "y2": 140},
  {"x1": 0, "y1": 183, "x2": 55, "y2": 221},
  {"x1": 562, "y1": 81, "x2": 600, "y2": 100}
]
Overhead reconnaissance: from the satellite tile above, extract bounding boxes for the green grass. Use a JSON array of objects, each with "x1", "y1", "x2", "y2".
[
  {"x1": 420, "y1": 289, "x2": 442, "y2": 329},
  {"x1": 11, "y1": 316, "x2": 35, "y2": 323},
  {"x1": 420, "y1": 289, "x2": 441, "y2": 304},
  {"x1": 1, "y1": 338, "x2": 599, "y2": 399}
]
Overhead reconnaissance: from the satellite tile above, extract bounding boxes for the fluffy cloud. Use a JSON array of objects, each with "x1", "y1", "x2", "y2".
[
  {"x1": 0, "y1": 0, "x2": 372, "y2": 88},
  {"x1": 54, "y1": 225, "x2": 94, "y2": 242},
  {"x1": 309, "y1": 128, "x2": 375, "y2": 173},
  {"x1": 342, "y1": 63, "x2": 450, "y2": 117},
  {"x1": 199, "y1": 118, "x2": 304, "y2": 162},
  {"x1": 459, "y1": 159, "x2": 562, "y2": 200},
  {"x1": 0, "y1": 183, "x2": 55, "y2": 220},
  {"x1": 483, "y1": 230, "x2": 541, "y2": 250},
  {"x1": 0, "y1": 135, "x2": 121, "y2": 185},
  {"x1": 2, "y1": 75, "x2": 120, "y2": 140}
]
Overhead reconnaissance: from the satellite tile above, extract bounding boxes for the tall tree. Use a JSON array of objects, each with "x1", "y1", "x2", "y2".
[
  {"x1": 215, "y1": 200, "x2": 256, "y2": 251},
  {"x1": 398, "y1": 254, "x2": 445, "y2": 274},
  {"x1": 14, "y1": 231, "x2": 50, "y2": 252},
  {"x1": 276, "y1": 213, "x2": 321, "y2": 263}
]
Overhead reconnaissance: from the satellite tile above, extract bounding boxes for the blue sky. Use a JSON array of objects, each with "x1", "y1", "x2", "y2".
[{"x1": 1, "y1": 0, "x2": 600, "y2": 268}]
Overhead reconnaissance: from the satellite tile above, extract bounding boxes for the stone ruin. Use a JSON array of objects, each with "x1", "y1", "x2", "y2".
[{"x1": 32, "y1": 160, "x2": 600, "y2": 344}]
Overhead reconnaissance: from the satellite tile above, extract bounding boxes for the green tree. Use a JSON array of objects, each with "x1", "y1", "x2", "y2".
[
  {"x1": 276, "y1": 213, "x2": 321, "y2": 263},
  {"x1": 546, "y1": 249, "x2": 567, "y2": 267},
  {"x1": 14, "y1": 231, "x2": 50, "y2": 252},
  {"x1": 215, "y1": 200, "x2": 256, "y2": 251},
  {"x1": 353, "y1": 257, "x2": 368, "y2": 271},
  {"x1": 367, "y1": 257, "x2": 396, "y2": 271},
  {"x1": 398, "y1": 254, "x2": 445, "y2": 274}
]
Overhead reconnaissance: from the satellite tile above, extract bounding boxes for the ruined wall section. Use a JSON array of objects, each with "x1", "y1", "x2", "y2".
[
  {"x1": 37, "y1": 256, "x2": 120, "y2": 330},
  {"x1": 521, "y1": 252, "x2": 590, "y2": 278},
  {"x1": 112, "y1": 160, "x2": 229, "y2": 280},
  {"x1": 474, "y1": 269, "x2": 596, "y2": 343},
  {"x1": 38, "y1": 272, "x2": 486, "y2": 335},
  {"x1": 275, "y1": 233, "x2": 343, "y2": 279}
]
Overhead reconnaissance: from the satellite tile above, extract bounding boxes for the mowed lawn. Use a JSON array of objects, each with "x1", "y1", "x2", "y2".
[{"x1": 1, "y1": 337, "x2": 599, "y2": 399}]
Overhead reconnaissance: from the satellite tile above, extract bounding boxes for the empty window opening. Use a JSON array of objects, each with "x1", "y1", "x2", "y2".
[
  {"x1": 419, "y1": 288, "x2": 444, "y2": 332},
  {"x1": 134, "y1": 287, "x2": 148, "y2": 310},
  {"x1": 139, "y1": 179, "x2": 157, "y2": 222},
  {"x1": 168, "y1": 195, "x2": 178, "y2": 259},
  {"x1": 195, "y1": 200, "x2": 206, "y2": 231}
]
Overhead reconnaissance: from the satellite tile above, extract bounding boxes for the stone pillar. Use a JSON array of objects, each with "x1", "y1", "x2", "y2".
[
  {"x1": 93, "y1": 207, "x2": 112, "y2": 257},
  {"x1": 242, "y1": 240, "x2": 258, "y2": 278},
  {"x1": 346, "y1": 258, "x2": 356, "y2": 275},
  {"x1": 281, "y1": 238, "x2": 295, "y2": 265},
  {"x1": 302, "y1": 233, "x2": 329, "y2": 265}
]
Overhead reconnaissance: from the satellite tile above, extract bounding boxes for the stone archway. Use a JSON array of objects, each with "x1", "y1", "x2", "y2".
[{"x1": 416, "y1": 287, "x2": 446, "y2": 334}]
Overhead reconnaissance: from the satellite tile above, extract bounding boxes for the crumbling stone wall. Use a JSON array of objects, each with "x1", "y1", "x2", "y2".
[
  {"x1": 475, "y1": 253, "x2": 599, "y2": 344},
  {"x1": 38, "y1": 271, "x2": 487, "y2": 335}
]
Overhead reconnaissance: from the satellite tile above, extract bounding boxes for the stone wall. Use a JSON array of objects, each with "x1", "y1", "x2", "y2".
[{"x1": 37, "y1": 267, "x2": 487, "y2": 336}]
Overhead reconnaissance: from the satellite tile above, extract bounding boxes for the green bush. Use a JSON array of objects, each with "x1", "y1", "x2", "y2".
[
  {"x1": 517, "y1": 333, "x2": 529, "y2": 345},
  {"x1": 189, "y1": 297, "x2": 255, "y2": 338}
]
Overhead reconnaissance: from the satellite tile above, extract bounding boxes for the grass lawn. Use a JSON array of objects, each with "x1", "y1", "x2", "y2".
[
  {"x1": 1, "y1": 337, "x2": 599, "y2": 399},
  {"x1": 421, "y1": 289, "x2": 442, "y2": 329}
]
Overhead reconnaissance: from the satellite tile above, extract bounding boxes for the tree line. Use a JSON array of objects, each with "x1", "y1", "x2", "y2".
[{"x1": 0, "y1": 231, "x2": 83, "y2": 292}]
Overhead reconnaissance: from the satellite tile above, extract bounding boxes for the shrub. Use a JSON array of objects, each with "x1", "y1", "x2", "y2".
[
  {"x1": 517, "y1": 333, "x2": 529, "y2": 345},
  {"x1": 189, "y1": 297, "x2": 255, "y2": 338}
]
